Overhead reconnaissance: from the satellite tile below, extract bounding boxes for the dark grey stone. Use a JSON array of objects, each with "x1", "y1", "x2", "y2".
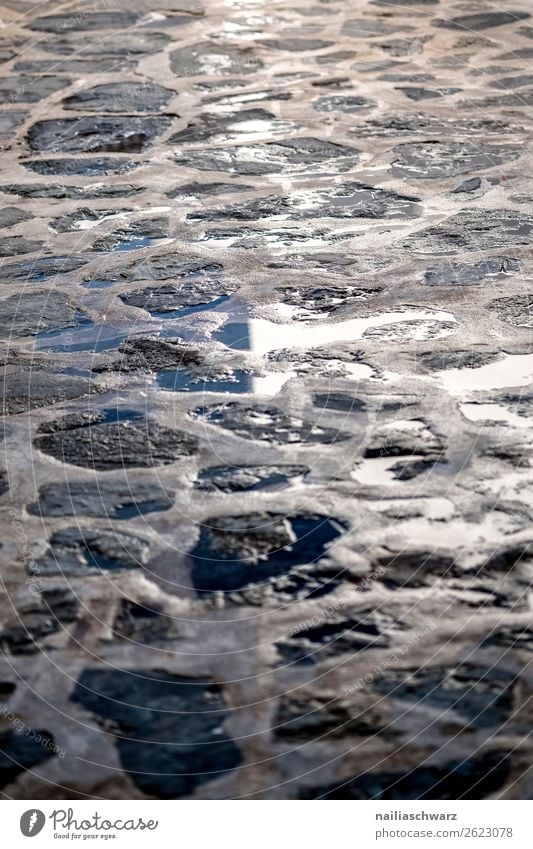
[
  {"x1": 0, "y1": 730, "x2": 56, "y2": 789},
  {"x1": 35, "y1": 417, "x2": 198, "y2": 470},
  {"x1": 187, "y1": 181, "x2": 421, "y2": 222},
  {"x1": 170, "y1": 43, "x2": 262, "y2": 76},
  {"x1": 71, "y1": 669, "x2": 242, "y2": 798},
  {"x1": 487, "y1": 295, "x2": 533, "y2": 327},
  {"x1": 0, "y1": 75, "x2": 71, "y2": 103},
  {"x1": 0, "y1": 292, "x2": 82, "y2": 339},
  {"x1": 195, "y1": 464, "x2": 308, "y2": 493},
  {"x1": 434, "y1": 12, "x2": 530, "y2": 31},
  {"x1": 314, "y1": 94, "x2": 376, "y2": 112},
  {"x1": 391, "y1": 142, "x2": 522, "y2": 179},
  {"x1": 22, "y1": 157, "x2": 143, "y2": 176},
  {"x1": 173, "y1": 136, "x2": 361, "y2": 175},
  {"x1": 2, "y1": 370, "x2": 93, "y2": 414},
  {"x1": 0, "y1": 236, "x2": 43, "y2": 256},
  {"x1": 193, "y1": 401, "x2": 352, "y2": 445},
  {"x1": 298, "y1": 750, "x2": 514, "y2": 799},
  {"x1": 63, "y1": 82, "x2": 174, "y2": 113},
  {"x1": 29, "y1": 478, "x2": 174, "y2": 519},
  {"x1": 27, "y1": 116, "x2": 173, "y2": 153},
  {"x1": 0, "y1": 255, "x2": 87, "y2": 281},
  {"x1": 0, "y1": 207, "x2": 33, "y2": 228},
  {"x1": 425, "y1": 257, "x2": 520, "y2": 286},
  {"x1": 35, "y1": 526, "x2": 151, "y2": 576}
]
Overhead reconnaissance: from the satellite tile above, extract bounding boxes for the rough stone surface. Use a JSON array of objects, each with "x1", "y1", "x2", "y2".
[{"x1": 1, "y1": 0, "x2": 532, "y2": 803}]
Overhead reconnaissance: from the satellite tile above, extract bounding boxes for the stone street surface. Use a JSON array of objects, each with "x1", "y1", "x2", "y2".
[{"x1": 0, "y1": 0, "x2": 532, "y2": 800}]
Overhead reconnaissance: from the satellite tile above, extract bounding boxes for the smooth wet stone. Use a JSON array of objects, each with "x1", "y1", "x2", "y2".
[
  {"x1": 276, "y1": 610, "x2": 406, "y2": 665},
  {"x1": 0, "y1": 292, "x2": 83, "y2": 338},
  {"x1": 376, "y1": 549, "x2": 456, "y2": 588},
  {"x1": 35, "y1": 415, "x2": 198, "y2": 470},
  {"x1": 15, "y1": 58, "x2": 136, "y2": 74},
  {"x1": 3, "y1": 369, "x2": 93, "y2": 414},
  {"x1": 35, "y1": 527, "x2": 151, "y2": 575},
  {"x1": 193, "y1": 401, "x2": 352, "y2": 445},
  {"x1": 0, "y1": 730, "x2": 56, "y2": 789},
  {"x1": 29, "y1": 12, "x2": 149, "y2": 31},
  {"x1": 71, "y1": 669, "x2": 242, "y2": 798},
  {"x1": 0, "y1": 75, "x2": 71, "y2": 102},
  {"x1": 341, "y1": 19, "x2": 402, "y2": 37},
  {"x1": 374, "y1": 664, "x2": 517, "y2": 727},
  {"x1": 91, "y1": 217, "x2": 170, "y2": 251},
  {"x1": 354, "y1": 113, "x2": 516, "y2": 138},
  {"x1": 313, "y1": 393, "x2": 367, "y2": 412},
  {"x1": 93, "y1": 337, "x2": 202, "y2": 373},
  {"x1": 0, "y1": 236, "x2": 43, "y2": 256},
  {"x1": 404, "y1": 209, "x2": 533, "y2": 253},
  {"x1": 490, "y1": 74, "x2": 533, "y2": 89},
  {"x1": 277, "y1": 284, "x2": 381, "y2": 316},
  {"x1": 22, "y1": 157, "x2": 142, "y2": 176},
  {"x1": 188, "y1": 181, "x2": 421, "y2": 222},
  {"x1": 170, "y1": 42, "x2": 263, "y2": 76},
  {"x1": 3, "y1": 183, "x2": 142, "y2": 200},
  {"x1": 0, "y1": 207, "x2": 33, "y2": 228},
  {"x1": 364, "y1": 420, "x2": 444, "y2": 458},
  {"x1": 425, "y1": 257, "x2": 520, "y2": 286},
  {"x1": 483, "y1": 625, "x2": 533, "y2": 650},
  {"x1": 119, "y1": 279, "x2": 231, "y2": 315},
  {"x1": 173, "y1": 137, "x2": 361, "y2": 175},
  {"x1": 313, "y1": 94, "x2": 376, "y2": 112},
  {"x1": 50, "y1": 207, "x2": 132, "y2": 233},
  {"x1": 0, "y1": 110, "x2": 29, "y2": 141},
  {"x1": 166, "y1": 181, "x2": 253, "y2": 198},
  {"x1": 0, "y1": 255, "x2": 87, "y2": 281},
  {"x1": 27, "y1": 116, "x2": 173, "y2": 153},
  {"x1": 298, "y1": 750, "x2": 514, "y2": 799},
  {"x1": 169, "y1": 107, "x2": 289, "y2": 144},
  {"x1": 29, "y1": 478, "x2": 174, "y2": 519},
  {"x1": 391, "y1": 141, "x2": 522, "y2": 179},
  {"x1": 63, "y1": 82, "x2": 175, "y2": 113},
  {"x1": 397, "y1": 86, "x2": 461, "y2": 100},
  {"x1": 190, "y1": 512, "x2": 346, "y2": 595},
  {"x1": 112, "y1": 601, "x2": 181, "y2": 643},
  {"x1": 487, "y1": 295, "x2": 533, "y2": 327},
  {"x1": 195, "y1": 464, "x2": 308, "y2": 493},
  {"x1": 261, "y1": 38, "x2": 333, "y2": 51},
  {"x1": 102, "y1": 253, "x2": 223, "y2": 283},
  {"x1": 40, "y1": 31, "x2": 172, "y2": 57},
  {"x1": 0, "y1": 616, "x2": 58, "y2": 655},
  {"x1": 434, "y1": 12, "x2": 530, "y2": 31},
  {"x1": 273, "y1": 694, "x2": 388, "y2": 740},
  {"x1": 418, "y1": 350, "x2": 502, "y2": 371},
  {"x1": 452, "y1": 177, "x2": 482, "y2": 193}
]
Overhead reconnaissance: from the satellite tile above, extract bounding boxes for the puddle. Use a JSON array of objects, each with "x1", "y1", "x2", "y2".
[
  {"x1": 352, "y1": 456, "x2": 399, "y2": 485},
  {"x1": 195, "y1": 464, "x2": 308, "y2": 493},
  {"x1": 35, "y1": 322, "x2": 136, "y2": 353},
  {"x1": 155, "y1": 295, "x2": 232, "y2": 321},
  {"x1": 190, "y1": 514, "x2": 346, "y2": 595},
  {"x1": 109, "y1": 235, "x2": 172, "y2": 253},
  {"x1": 461, "y1": 402, "x2": 531, "y2": 427},
  {"x1": 157, "y1": 368, "x2": 253, "y2": 394},
  {"x1": 156, "y1": 367, "x2": 295, "y2": 396},
  {"x1": 215, "y1": 307, "x2": 457, "y2": 354},
  {"x1": 439, "y1": 353, "x2": 533, "y2": 394}
]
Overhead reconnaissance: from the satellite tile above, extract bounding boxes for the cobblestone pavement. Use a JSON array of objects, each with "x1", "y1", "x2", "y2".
[{"x1": 0, "y1": 0, "x2": 532, "y2": 800}]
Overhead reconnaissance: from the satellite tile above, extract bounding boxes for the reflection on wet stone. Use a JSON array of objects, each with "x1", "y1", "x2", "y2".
[{"x1": 1, "y1": 0, "x2": 532, "y2": 803}]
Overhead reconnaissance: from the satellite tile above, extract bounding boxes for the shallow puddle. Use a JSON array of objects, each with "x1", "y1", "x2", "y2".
[{"x1": 439, "y1": 353, "x2": 533, "y2": 394}]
